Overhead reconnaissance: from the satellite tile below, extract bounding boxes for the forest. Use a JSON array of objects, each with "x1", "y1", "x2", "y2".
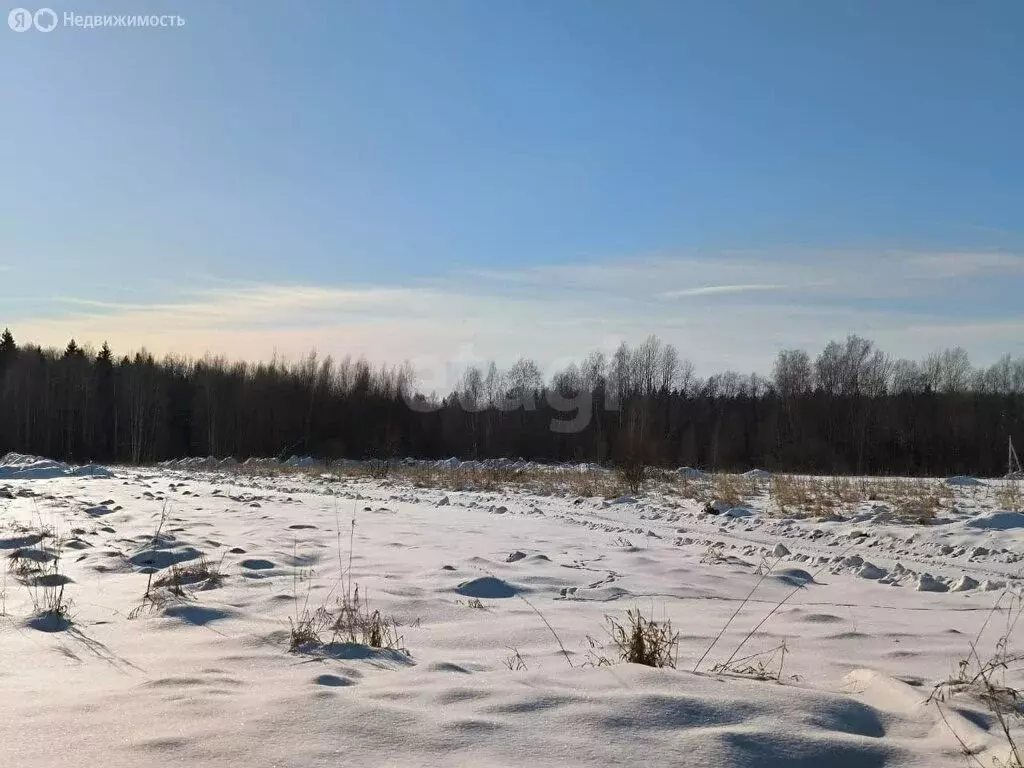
[{"x1": 0, "y1": 327, "x2": 1022, "y2": 476}]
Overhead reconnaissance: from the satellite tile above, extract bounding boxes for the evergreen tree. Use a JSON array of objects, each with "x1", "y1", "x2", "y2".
[
  {"x1": 95, "y1": 341, "x2": 116, "y2": 459},
  {"x1": 63, "y1": 338, "x2": 85, "y2": 358},
  {"x1": 0, "y1": 328, "x2": 15, "y2": 355},
  {"x1": 0, "y1": 330, "x2": 1020, "y2": 473},
  {"x1": 0, "y1": 328, "x2": 15, "y2": 374}
]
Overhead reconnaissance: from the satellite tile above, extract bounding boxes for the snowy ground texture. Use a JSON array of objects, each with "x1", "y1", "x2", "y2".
[{"x1": 3, "y1": 452, "x2": 1024, "y2": 767}]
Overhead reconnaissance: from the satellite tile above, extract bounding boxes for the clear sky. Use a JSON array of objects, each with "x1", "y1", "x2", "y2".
[{"x1": 2, "y1": 0, "x2": 1022, "y2": 386}]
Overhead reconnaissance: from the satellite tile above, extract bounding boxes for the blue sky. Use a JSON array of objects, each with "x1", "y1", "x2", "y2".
[{"x1": 2, "y1": 0, "x2": 1022, "y2": 384}]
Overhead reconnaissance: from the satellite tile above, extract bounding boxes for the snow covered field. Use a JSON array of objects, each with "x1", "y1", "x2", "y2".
[{"x1": 2, "y1": 452, "x2": 1024, "y2": 767}]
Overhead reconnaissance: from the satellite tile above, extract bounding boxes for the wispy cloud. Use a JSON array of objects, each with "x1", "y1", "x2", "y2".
[
  {"x1": 659, "y1": 284, "x2": 786, "y2": 299},
  {"x1": 904, "y1": 251, "x2": 1024, "y2": 278},
  {"x1": 56, "y1": 286, "x2": 422, "y2": 326},
  {"x1": 9, "y1": 247, "x2": 1024, "y2": 388}
]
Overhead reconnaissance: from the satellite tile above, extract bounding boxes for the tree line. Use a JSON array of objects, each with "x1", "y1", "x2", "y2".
[{"x1": 1, "y1": 327, "x2": 1022, "y2": 476}]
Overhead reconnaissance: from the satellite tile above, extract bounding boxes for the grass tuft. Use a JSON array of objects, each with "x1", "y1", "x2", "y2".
[
  {"x1": 288, "y1": 514, "x2": 407, "y2": 655},
  {"x1": 996, "y1": 480, "x2": 1023, "y2": 513},
  {"x1": 503, "y1": 647, "x2": 528, "y2": 671},
  {"x1": 607, "y1": 607, "x2": 679, "y2": 668},
  {"x1": 615, "y1": 459, "x2": 647, "y2": 495},
  {"x1": 152, "y1": 554, "x2": 227, "y2": 594}
]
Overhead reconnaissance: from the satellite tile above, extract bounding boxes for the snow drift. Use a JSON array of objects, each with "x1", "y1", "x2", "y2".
[{"x1": 0, "y1": 452, "x2": 112, "y2": 480}]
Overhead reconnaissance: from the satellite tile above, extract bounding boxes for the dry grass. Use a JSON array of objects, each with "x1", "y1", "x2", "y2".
[
  {"x1": 762, "y1": 475, "x2": 948, "y2": 523},
  {"x1": 503, "y1": 647, "x2": 528, "y2": 671},
  {"x1": 387, "y1": 466, "x2": 525, "y2": 493},
  {"x1": 288, "y1": 518, "x2": 406, "y2": 654},
  {"x1": 768, "y1": 475, "x2": 828, "y2": 518},
  {"x1": 997, "y1": 480, "x2": 1023, "y2": 512},
  {"x1": 289, "y1": 605, "x2": 334, "y2": 650},
  {"x1": 326, "y1": 464, "x2": 957, "y2": 525},
  {"x1": 616, "y1": 460, "x2": 648, "y2": 495},
  {"x1": 343, "y1": 464, "x2": 629, "y2": 499},
  {"x1": 863, "y1": 478, "x2": 948, "y2": 523},
  {"x1": 7, "y1": 547, "x2": 49, "y2": 579},
  {"x1": 709, "y1": 474, "x2": 754, "y2": 508},
  {"x1": 607, "y1": 607, "x2": 679, "y2": 668},
  {"x1": 825, "y1": 476, "x2": 865, "y2": 504},
  {"x1": 663, "y1": 476, "x2": 704, "y2": 500},
  {"x1": 711, "y1": 641, "x2": 790, "y2": 682},
  {"x1": 562, "y1": 471, "x2": 623, "y2": 499},
  {"x1": 230, "y1": 459, "x2": 632, "y2": 499},
  {"x1": 930, "y1": 590, "x2": 1024, "y2": 767},
  {"x1": 7, "y1": 527, "x2": 74, "y2": 627},
  {"x1": 892, "y1": 495, "x2": 943, "y2": 523},
  {"x1": 152, "y1": 555, "x2": 226, "y2": 595},
  {"x1": 331, "y1": 584, "x2": 405, "y2": 649}
]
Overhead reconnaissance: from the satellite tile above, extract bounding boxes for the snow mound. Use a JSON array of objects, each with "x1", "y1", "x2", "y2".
[
  {"x1": 946, "y1": 475, "x2": 984, "y2": 487},
  {"x1": 915, "y1": 573, "x2": 949, "y2": 593},
  {"x1": 704, "y1": 500, "x2": 733, "y2": 515},
  {"x1": 773, "y1": 568, "x2": 818, "y2": 587},
  {"x1": 70, "y1": 463, "x2": 113, "y2": 478},
  {"x1": 965, "y1": 511, "x2": 1024, "y2": 531},
  {"x1": 742, "y1": 469, "x2": 771, "y2": 479},
  {"x1": 677, "y1": 467, "x2": 709, "y2": 479},
  {"x1": 725, "y1": 506, "x2": 754, "y2": 518},
  {"x1": 0, "y1": 453, "x2": 112, "y2": 480},
  {"x1": 857, "y1": 563, "x2": 887, "y2": 580},
  {"x1": 455, "y1": 577, "x2": 520, "y2": 599},
  {"x1": 245, "y1": 457, "x2": 279, "y2": 468},
  {"x1": 951, "y1": 575, "x2": 980, "y2": 592}
]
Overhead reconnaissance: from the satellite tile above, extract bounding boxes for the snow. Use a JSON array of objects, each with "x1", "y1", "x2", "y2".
[
  {"x1": 946, "y1": 475, "x2": 985, "y2": 486},
  {"x1": 678, "y1": 466, "x2": 710, "y2": 479},
  {"x1": 857, "y1": 562, "x2": 887, "y2": 580},
  {"x1": 2, "y1": 455, "x2": 1024, "y2": 766},
  {"x1": 0, "y1": 451, "x2": 113, "y2": 480},
  {"x1": 965, "y1": 510, "x2": 1024, "y2": 530},
  {"x1": 725, "y1": 506, "x2": 755, "y2": 517},
  {"x1": 915, "y1": 573, "x2": 950, "y2": 592}
]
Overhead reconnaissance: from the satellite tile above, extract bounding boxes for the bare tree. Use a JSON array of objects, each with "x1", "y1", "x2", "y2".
[
  {"x1": 459, "y1": 365, "x2": 485, "y2": 412},
  {"x1": 891, "y1": 358, "x2": 927, "y2": 393},
  {"x1": 773, "y1": 349, "x2": 813, "y2": 398},
  {"x1": 860, "y1": 349, "x2": 892, "y2": 397},
  {"x1": 837, "y1": 335, "x2": 874, "y2": 396},
  {"x1": 502, "y1": 358, "x2": 542, "y2": 411},
  {"x1": 659, "y1": 343, "x2": 680, "y2": 392},
  {"x1": 483, "y1": 361, "x2": 503, "y2": 409},
  {"x1": 676, "y1": 358, "x2": 697, "y2": 396},
  {"x1": 580, "y1": 350, "x2": 607, "y2": 392},
  {"x1": 635, "y1": 335, "x2": 661, "y2": 396},
  {"x1": 925, "y1": 347, "x2": 972, "y2": 393},
  {"x1": 815, "y1": 341, "x2": 844, "y2": 395},
  {"x1": 609, "y1": 342, "x2": 632, "y2": 411}
]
